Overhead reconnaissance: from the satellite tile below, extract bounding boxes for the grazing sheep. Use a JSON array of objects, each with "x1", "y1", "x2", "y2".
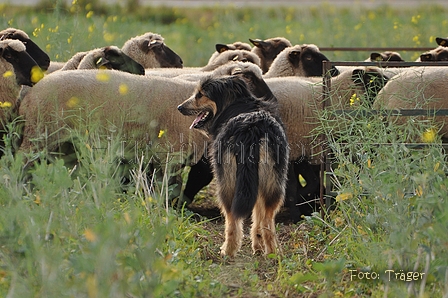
[
  {"x1": 0, "y1": 39, "x2": 42, "y2": 152},
  {"x1": 0, "y1": 27, "x2": 50, "y2": 71},
  {"x1": 207, "y1": 41, "x2": 252, "y2": 64},
  {"x1": 366, "y1": 51, "x2": 404, "y2": 62},
  {"x1": 61, "y1": 46, "x2": 145, "y2": 75},
  {"x1": 373, "y1": 66, "x2": 448, "y2": 141},
  {"x1": 263, "y1": 44, "x2": 340, "y2": 78},
  {"x1": 249, "y1": 37, "x2": 292, "y2": 74},
  {"x1": 121, "y1": 32, "x2": 183, "y2": 69}
]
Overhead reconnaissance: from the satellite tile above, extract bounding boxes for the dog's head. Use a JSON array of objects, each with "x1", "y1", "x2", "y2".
[{"x1": 177, "y1": 75, "x2": 254, "y2": 134}]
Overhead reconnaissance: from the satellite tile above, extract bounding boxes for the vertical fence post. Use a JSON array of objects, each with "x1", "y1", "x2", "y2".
[{"x1": 320, "y1": 61, "x2": 332, "y2": 219}]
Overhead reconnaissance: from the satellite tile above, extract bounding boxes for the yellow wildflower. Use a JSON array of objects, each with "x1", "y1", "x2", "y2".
[
  {"x1": 336, "y1": 192, "x2": 352, "y2": 202},
  {"x1": 421, "y1": 128, "x2": 437, "y2": 143},
  {"x1": 158, "y1": 130, "x2": 165, "y2": 138},
  {"x1": 0, "y1": 101, "x2": 12, "y2": 108},
  {"x1": 31, "y1": 66, "x2": 44, "y2": 84},
  {"x1": 86, "y1": 11, "x2": 94, "y2": 18},
  {"x1": 349, "y1": 93, "x2": 360, "y2": 106},
  {"x1": 66, "y1": 97, "x2": 80, "y2": 108},
  {"x1": 119, "y1": 83, "x2": 128, "y2": 95},
  {"x1": 96, "y1": 71, "x2": 110, "y2": 82},
  {"x1": 84, "y1": 228, "x2": 97, "y2": 242},
  {"x1": 2, "y1": 70, "x2": 13, "y2": 78}
]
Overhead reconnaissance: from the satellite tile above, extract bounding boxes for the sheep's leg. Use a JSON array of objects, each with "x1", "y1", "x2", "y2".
[{"x1": 220, "y1": 212, "x2": 243, "y2": 258}]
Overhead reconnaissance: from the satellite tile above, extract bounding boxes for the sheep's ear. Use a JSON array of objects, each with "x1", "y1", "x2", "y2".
[
  {"x1": 370, "y1": 52, "x2": 383, "y2": 61},
  {"x1": 215, "y1": 44, "x2": 230, "y2": 53},
  {"x1": 436, "y1": 37, "x2": 448, "y2": 46},
  {"x1": 420, "y1": 53, "x2": 433, "y2": 61},
  {"x1": 249, "y1": 38, "x2": 268, "y2": 48},
  {"x1": 288, "y1": 50, "x2": 301, "y2": 65}
]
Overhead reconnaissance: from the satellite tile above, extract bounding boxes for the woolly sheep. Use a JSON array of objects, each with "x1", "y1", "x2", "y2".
[
  {"x1": 0, "y1": 27, "x2": 50, "y2": 71},
  {"x1": 0, "y1": 39, "x2": 42, "y2": 151},
  {"x1": 263, "y1": 44, "x2": 340, "y2": 78},
  {"x1": 121, "y1": 32, "x2": 183, "y2": 69},
  {"x1": 373, "y1": 66, "x2": 448, "y2": 141},
  {"x1": 249, "y1": 37, "x2": 292, "y2": 74},
  {"x1": 144, "y1": 49, "x2": 261, "y2": 79},
  {"x1": 18, "y1": 70, "x2": 208, "y2": 164},
  {"x1": 207, "y1": 41, "x2": 252, "y2": 64}
]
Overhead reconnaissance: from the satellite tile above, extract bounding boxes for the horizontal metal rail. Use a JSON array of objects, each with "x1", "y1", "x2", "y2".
[
  {"x1": 332, "y1": 109, "x2": 448, "y2": 117},
  {"x1": 319, "y1": 47, "x2": 435, "y2": 52}
]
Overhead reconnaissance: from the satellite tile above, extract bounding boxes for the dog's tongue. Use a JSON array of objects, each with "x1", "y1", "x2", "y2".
[{"x1": 190, "y1": 112, "x2": 206, "y2": 129}]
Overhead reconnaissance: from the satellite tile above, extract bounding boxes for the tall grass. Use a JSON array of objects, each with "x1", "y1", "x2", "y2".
[{"x1": 1, "y1": 2, "x2": 448, "y2": 297}]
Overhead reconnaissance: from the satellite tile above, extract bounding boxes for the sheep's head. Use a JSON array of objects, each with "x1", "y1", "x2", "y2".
[
  {"x1": 93, "y1": 46, "x2": 145, "y2": 75},
  {"x1": 419, "y1": 46, "x2": 448, "y2": 61},
  {"x1": 265, "y1": 44, "x2": 339, "y2": 78},
  {"x1": 249, "y1": 37, "x2": 292, "y2": 73},
  {"x1": 369, "y1": 51, "x2": 404, "y2": 62},
  {"x1": 122, "y1": 32, "x2": 183, "y2": 68},
  {"x1": 203, "y1": 49, "x2": 261, "y2": 71},
  {"x1": 0, "y1": 27, "x2": 50, "y2": 71},
  {"x1": 0, "y1": 39, "x2": 42, "y2": 86}
]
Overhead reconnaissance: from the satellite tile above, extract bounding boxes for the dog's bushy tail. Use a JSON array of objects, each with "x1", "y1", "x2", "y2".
[{"x1": 232, "y1": 141, "x2": 260, "y2": 219}]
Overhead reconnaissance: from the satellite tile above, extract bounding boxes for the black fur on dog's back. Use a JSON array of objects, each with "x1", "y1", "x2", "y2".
[{"x1": 213, "y1": 110, "x2": 288, "y2": 219}]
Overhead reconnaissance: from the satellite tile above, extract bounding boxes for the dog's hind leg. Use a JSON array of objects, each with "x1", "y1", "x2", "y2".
[
  {"x1": 251, "y1": 197, "x2": 265, "y2": 255},
  {"x1": 220, "y1": 211, "x2": 244, "y2": 258},
  {"x1": 251, "y1": 198, "x2": 280, "y2": 256}
]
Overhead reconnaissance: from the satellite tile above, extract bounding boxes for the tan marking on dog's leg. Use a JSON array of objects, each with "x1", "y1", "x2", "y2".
[
  {"x1": 261, "y1": 202, "x2": 282, "y2": 256},
  {"x1": 251, "y1": 198, "x2": 265, "y2": 255},
  {"x1": 220, "y1": 212, "x2": 244, "y2": 258}
]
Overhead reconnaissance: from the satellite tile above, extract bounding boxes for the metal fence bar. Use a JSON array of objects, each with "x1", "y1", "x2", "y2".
[{"x1": 319, "y1": 47, "x2": 435, "y2": 52}]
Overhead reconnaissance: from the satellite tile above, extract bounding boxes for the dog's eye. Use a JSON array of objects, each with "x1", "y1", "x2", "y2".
[{"x1": 195, "y1": 92, "x2": 202, "y2": 100}]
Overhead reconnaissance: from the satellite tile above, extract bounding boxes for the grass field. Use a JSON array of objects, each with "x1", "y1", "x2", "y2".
[{"x1": 1, "y1": 1, "x2": 448, "y2": 297}]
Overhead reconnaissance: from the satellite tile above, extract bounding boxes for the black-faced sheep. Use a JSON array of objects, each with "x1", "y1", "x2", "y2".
[
  {"x1": 0, "y1": 28, "x2": 50, "y2": 71},
  {"x1": 418, "y1": 46, "x2": 448, "y2": 61},
  {"x1": 121, "y1": 32, "x2": 183, "y2": 69},
  {"x1": 0, "y1": 39, "x2": 42, "y2": 153},
  {"x1": 372, "y1": 66, "x2": 448, "y2": 141},
  {"x1": 61, "y1": 46, "x2": 145, "y2": 75},
  {"x1": 263, "y1": 44, "x2": 340, "y2": 78},
  {"x1": 367, "y1": 51, "x2": 404, "y2": 62},
  {"x1": 207, "y1": 41, "x2": 252, "y2": 64},
  {"x1": 249, "y1": 37, "x2": 292, "y2": 74}
]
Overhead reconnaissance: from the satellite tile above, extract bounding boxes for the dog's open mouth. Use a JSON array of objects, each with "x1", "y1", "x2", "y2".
[{"x1": 190, "y1": 110, "x2": 212, "y2": 129}]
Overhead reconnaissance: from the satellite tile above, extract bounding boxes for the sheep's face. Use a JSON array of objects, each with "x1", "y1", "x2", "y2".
[
  {"x1": 295, "y1": 44, "x2": 339, "y2": 77},
  {"x1": 145, "y1": 40, "x2": 183, "y2": 68},
  {"x1": 370, "y1": 51, "x2": 404, "y2": 62},
  {"x1": 420, "y1": 47, "x2": 448, "y2": 61}
]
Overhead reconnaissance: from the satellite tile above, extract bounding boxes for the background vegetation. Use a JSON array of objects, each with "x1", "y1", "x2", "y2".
[{"x1": 0, "y1": 0, "x2": 447, "y2": 297}]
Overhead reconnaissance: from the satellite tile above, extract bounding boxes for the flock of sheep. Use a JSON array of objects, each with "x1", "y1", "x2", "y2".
[{"x1": 1, "y1": 26, "x2": 448, "y2": 222}]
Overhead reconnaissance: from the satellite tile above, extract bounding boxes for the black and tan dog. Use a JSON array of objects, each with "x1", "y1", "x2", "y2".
[{"x1": 177, "y1": 75, "x2": 289, "y2": 258}]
